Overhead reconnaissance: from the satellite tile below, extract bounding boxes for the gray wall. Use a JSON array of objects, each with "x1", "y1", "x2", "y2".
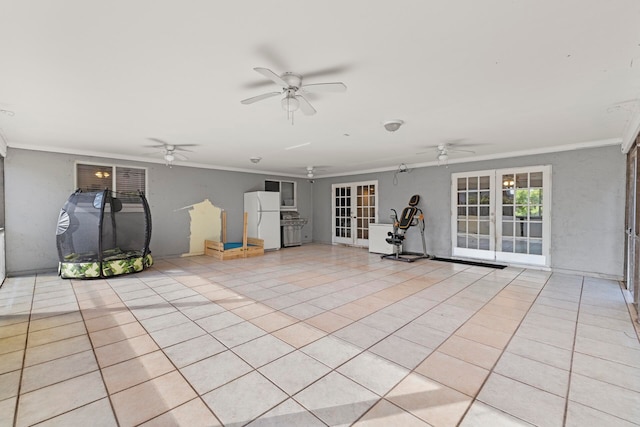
[
  {"x1": 4, "y1": 145, "x2": 626, "y2": 278},
  {"x1": 4, "y1": 148, "x2": 313, "y2": 275},
  {"x1": 312, "y1": 145, "x2": 626, "y2": 278}
]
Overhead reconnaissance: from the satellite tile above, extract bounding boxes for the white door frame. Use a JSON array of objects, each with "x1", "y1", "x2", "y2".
[
  {"x1": 331, "y1": 180, "x2": 378, "y2": 247},
  {"x1": 451, "y1": 165, "x2": 551, "y2": 267}
]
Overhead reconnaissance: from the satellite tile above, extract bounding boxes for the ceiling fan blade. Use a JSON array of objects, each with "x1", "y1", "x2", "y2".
[
  {"x1": 301, "y1": 82, "x2": 347, "y2": 93},
  {"x1": 254, "y1": 67, "x2": 289, "y2": 88},
  {"x1": 296, "y1": 94, "x2": 317, "y2": 116},
  {"x1": 302, "y1": 65, "x2": 351, "y2": 79},
  {"x1": 449, "y1": 148, "x2": 476, "y2": 154},
  {"x1": 172, "y1": 144, "x2": 197, "y2": 152},
  {"x1": 173, "y1": 153, "x2": 189, "y2": 161},
  {"x1": 240, "y1": 91, "x2": 281, "y2": 105}
]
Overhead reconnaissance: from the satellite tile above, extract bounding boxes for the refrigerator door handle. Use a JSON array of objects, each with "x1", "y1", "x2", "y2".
[{"x1": 257, "y1": 196, "x2": 263, "y2": 228}]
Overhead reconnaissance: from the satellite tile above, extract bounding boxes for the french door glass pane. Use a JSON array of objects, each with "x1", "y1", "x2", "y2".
[
  {"x1": 456, "y1": 174, "x2": 492, "y2": 251},
  {"x1": 500, "y1": 172, "x2": 543, "y2": 255}
]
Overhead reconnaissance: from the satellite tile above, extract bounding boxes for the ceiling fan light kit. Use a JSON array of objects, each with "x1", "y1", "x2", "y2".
[
  {"x1": 241, "y1": 67, "x2": 346, "y2": 123},
  {"x1": 144, "y1": 138, "x2": 196, "y2": 167},
  {"x1": 281, "y1": 92, "x2": 300, "y2": 112}
]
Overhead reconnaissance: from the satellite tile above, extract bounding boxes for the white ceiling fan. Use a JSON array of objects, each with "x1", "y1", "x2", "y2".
[
  {"x1": 145, "y1": 138, "x2": 197, "y2": 167},
  {"x1": 241, "y1": 67, "x2": 347, "y2": 121},
  {"x1": 305, "y1": 165, "x2": 330, "y2": 178},
  {"x1": 433, "y1": 143, "x2": 476, "y2": 165}
]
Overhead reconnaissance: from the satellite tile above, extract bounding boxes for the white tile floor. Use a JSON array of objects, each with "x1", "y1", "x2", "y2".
[{"x1": 1, "y1": 244, "x2": 639, "y2": 426}]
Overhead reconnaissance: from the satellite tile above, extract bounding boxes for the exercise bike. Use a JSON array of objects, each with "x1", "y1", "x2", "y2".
[{"x1": 381, "y1": 194, "x2": 431, "y2": 262}]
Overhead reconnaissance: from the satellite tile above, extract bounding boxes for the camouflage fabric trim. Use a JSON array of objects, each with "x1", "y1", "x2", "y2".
[{"x1": 59, "y1": 254, "x2": 154, "y2": 279}]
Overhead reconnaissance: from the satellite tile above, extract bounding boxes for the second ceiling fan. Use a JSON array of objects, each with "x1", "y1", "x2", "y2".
[{"x1": 241, "y1": 67, "x2": 347, "y2": 119}]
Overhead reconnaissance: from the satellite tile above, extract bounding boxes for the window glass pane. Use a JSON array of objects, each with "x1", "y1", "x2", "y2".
[
  {"x1": 115, "y1": 167, "x2": 146, "y2": 203},
  {"x1": 530, "y1": 172, "x2": 543, "y2": 187},
  {"x1": 457, "y1": 177, "x2": 467, "y2": 191},
  {"x1": 479, "y1": 191, "x2": 490, "y2": 205},
  {"x1": 479, "y1": 221, "x2": 490, "y2": 236},
  {"x1": 468, "y1": 177, "x2": 478, "y2": 190},
  {"x1": 458, "y1": 192, "x2": 467, "y2": 205},
  {"x1": 469, "y1": 206, "x2": 478, "y2": 217},
  {"x1": 516, "y1": 221, "x2": 527, "y2": 237},
  {"x1": 515, "y1": 189, "x2": 529, "y2": 205},
  {"x1": 479, "y1": 176, "x2": 490, "y2": 190},
  {"x1": 502, "y1": 206, "x2": 514, "y2": 217},
  {"x1": 479, "y1": 206, "x2": 489, "y2": 217},
  {"x1": 479, "y1": 237, "x2": 490, "y2": 250},
  {"x1": 468, "y1": 191, "x2": 478, "y2": 204},
  {"x1": 502, "y1": 221, "x2": 514, "y2": 237},
  {"x1": 529, "y1": 189, "x2": 541, "y2": 205},
  {"x1": 457, "y1": 235, "x2": 466, "y2": 248},
  {"x1": 502, "y1": 190, "x2": 514, "y2": 205},
  {"x1": 530, "y1": 222, "x2": 542, "y2": 238},
  {"x1": 458, "y1": 207, "x2": 467, "y2": 217},
  {"x1": 468, "y1": 235, "x2": 478, "y2": 249},
  {"x1": 502, "y1": 238, "x2": 514, "y2": 252},
  {"x1": 529, "y1": 239, "x2": 543, "y2": 255},
  {"x1": 515, "y1": 239, "x2": 528, "y2": 253},
  {"x1": 468, "y1": 220, "x2": 478, "y2": 234},
  {"x1": 457, "y1": 221, "x2": 467, "y2": 233},
  {"x1": 77, "y1": 164, "x2": 112, "y2": 192},
  {"x1": 502, "y1": 174, "x2": 514, "y2": 189},
  {"x1": 529, "y1": 205, "x2": 541, "y2": 219},
  {"x1": 516, "y1": 173, "x2": 528, "y2": 188}
]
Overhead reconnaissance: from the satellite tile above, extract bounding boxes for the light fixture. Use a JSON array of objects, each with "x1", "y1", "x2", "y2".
[
  {"x1": 306, "y1": 166, "x2": 314, "y2": 178},
  {"x1": 437, "y1": 153, "x2": 449, "y2": 162},
  {"x1": 250, "y1": 156, "x2": 262, "y2": 164},
  {"x1": 281, "y1": 91, "x2": 299, "y2": 112},
  {"x1": 383, "y1": 120, "x2": 404, "y2": 132},
  {"x1": 503, "y1": 179, "x2": 515, "y2": 187},
  {"x1": 94, "y1": 171, "x2": 110, "y2": 179},
  {"x1": 164, "y1": 153, "x2": 175, "y2": 167}
]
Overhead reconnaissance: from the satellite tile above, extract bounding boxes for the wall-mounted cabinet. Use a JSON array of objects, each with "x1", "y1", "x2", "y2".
[{"x1": 265, "y1": 180, "x2": 297, "y2": 210}]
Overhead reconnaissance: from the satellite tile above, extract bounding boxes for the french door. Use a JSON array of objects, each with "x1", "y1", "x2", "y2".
[
  {"x1": 452, "y1": 166, "x2": 551, "y2": 266},
  {"x1": 332, "y1": 181, "x2": 378, "y2": 247}
]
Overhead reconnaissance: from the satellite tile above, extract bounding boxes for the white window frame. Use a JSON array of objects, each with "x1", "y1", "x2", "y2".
[
  {"x1": 75, "y1": 161, "x2": 149, "y2": 213},
  {"x1": 265, "y1": 179, "x2": 297, "y2": 210}
]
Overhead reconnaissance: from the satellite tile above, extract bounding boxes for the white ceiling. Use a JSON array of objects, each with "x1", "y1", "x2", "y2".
[{"x1": 1, "y1": 1, "x2": 639, "y2": 177}]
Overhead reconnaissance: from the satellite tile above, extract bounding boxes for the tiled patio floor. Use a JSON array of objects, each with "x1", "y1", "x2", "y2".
[{"x1": 1, "y1": 244, "x2": 639, "y2": 426}]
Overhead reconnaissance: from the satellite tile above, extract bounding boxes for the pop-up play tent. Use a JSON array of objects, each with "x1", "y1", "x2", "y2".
[{"x1": 56, "y1": 189, "x2": 153, "y2": 279}]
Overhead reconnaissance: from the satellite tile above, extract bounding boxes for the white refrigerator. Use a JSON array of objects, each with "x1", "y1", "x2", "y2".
[{"x1": 244, "y1": 191, "x2": 281, "y2": 250}]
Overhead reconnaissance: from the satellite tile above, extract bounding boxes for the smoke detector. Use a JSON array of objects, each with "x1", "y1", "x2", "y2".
[
  {"x1": 383, "y1": 120, "x2": 404, "y2": 132},
  {"x1": 250, "y1": 156, "x2": 262, "y2": 164}
]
